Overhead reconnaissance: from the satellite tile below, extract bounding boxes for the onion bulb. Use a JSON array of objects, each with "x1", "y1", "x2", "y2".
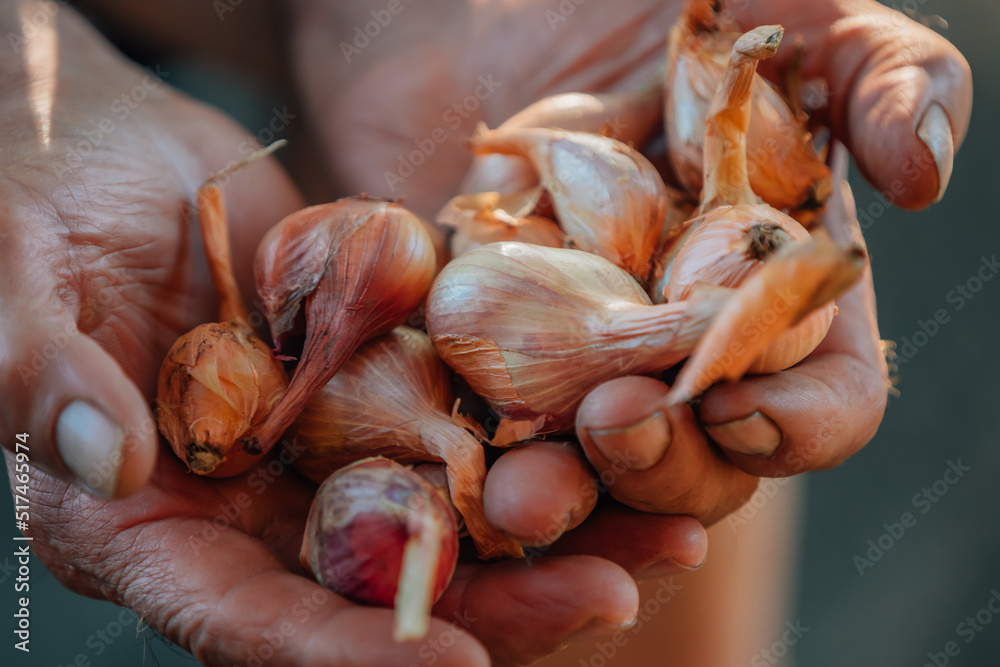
[
  {"x1": 665, "y1": 0, "x2": 830, "y2": 220},
  {"x1": 300, "y1": 457, "x2": 459, "y2": 641},
  {"x1": 290, "y1": 327, "x2": 523, "y2": 559},
  {"x1": 427, "y1": 237, "x2": 863, "y2": 435},
  {"x1": 663, "y1": 25, "x2": 838, "y2": 374},
  {"x1": 248, "y1": 197, "x2": 437, "y2": 452},
  {"x1": 468, "y1": 126, "x2": 669, "y2": 285},
  {"x1": 157, "y1": 174, "x2": 287, "y2": 476}
]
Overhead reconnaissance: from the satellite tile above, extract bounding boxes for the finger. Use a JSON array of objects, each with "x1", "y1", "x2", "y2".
[
  {"x1": 575, "y1": 376, "x2": 758, "y2": 525},
  {"x1": 544, "y1": 505, "x2": 708, "y2": 578},
  {"x1": 0, "y1": 292, "x2": 157, "y2": 498},
  {"x1": 435, "y1": 555, "x2": 638, "y2": 667},
  {"x1": 732, "y1": 0, "x2": 972, "y2": 208},
  {"x1": 700, "y1": 145, "x2": 889, "y2": 476},
  {"x1": 483, "y1": 441, "x2": 598, "y2": 546}
]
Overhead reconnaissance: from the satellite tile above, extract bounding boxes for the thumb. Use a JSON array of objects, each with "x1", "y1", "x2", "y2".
[
  {"x1": 0, "y1": 302, "x2": 157, "y2": 498},
  {"x1": 732, "y1": 0, "x2": 972, "y2": 209}
]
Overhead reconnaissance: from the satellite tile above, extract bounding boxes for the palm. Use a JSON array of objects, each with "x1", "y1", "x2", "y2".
[{"x1": 294, "y1": 0, "x2": 677, "y2": 218}]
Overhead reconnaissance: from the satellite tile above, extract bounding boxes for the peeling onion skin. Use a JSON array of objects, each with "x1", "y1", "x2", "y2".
[
  {"x1": 290, "y1": 327, "x2": 523, "y2": 560},
  {"x1": 460, "y1": 88, "x2": 663, "y2": 196},
  {"x1": 468, "y1": 126, "x2": 669, "y2": 286},
  {"x1": 300, "y1": 457, "x2": 459, "y2": 641},
  {"x1": 437, "y1": 189, "x2": 564, "y2": 257},
  {"x1": 665, "y1": 0, "x2": 831, "y2": 218}
]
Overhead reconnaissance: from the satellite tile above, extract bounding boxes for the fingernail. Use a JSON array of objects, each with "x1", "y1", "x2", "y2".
[
  {"x1": 637, "y1": 556, "x2": 705, "y2": 581},
  {"x1": 567, "y1": 616, "x2": 635, "y2": 644},
  {"x1": 705, "y1": 411, "x2": 782, "y2": 457},
  {"x1": 916, "y1": 102, "x2": 954, "y2": 203},
  {"x1": 587, "y1": 411, "x2": 670, "y2": 472},
  {"x1": 56, "y1": 401, "x2": 123, "y2": 499}
]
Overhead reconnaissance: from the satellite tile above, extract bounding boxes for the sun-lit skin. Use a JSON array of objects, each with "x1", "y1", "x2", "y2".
[{"x1": 0, "y1": 0, "x2": 972, "y2": 664}]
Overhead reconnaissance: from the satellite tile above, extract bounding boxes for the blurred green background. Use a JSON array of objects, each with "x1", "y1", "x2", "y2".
[{"x1": 3, "y1": 0, "x2": 999, "y2": 665}]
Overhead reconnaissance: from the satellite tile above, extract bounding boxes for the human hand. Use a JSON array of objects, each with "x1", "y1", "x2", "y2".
[{"x1": 2, "y1": 6, "x2": 711, "y2": 665}]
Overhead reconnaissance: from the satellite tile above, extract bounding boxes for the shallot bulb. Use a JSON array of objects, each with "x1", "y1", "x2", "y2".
[
  {"x1": 290, "y1": 327, "x2": 523, "y2": 559},
  {"x1": 664, "y1": 25, "x2": 836, "y2": 374},
  {"x1": 427, "y1": 242, "x2": 728, "y2": 435},
  {"x1": 157, "y1": 178, "x2": 287, "y2": 476},
  {"x1": 665, "y1": 0, "x2": 830, "y2": 219},
  {"x1": 469, "y1": 126, "x2": 669, "y2": 285},
  {"x1": 249, "y1": 197, "x2": 437, "y2": 452},
  {"x1": 437, "y1": 188, "x2": 564, "y2": 256},
  {"x1": 427, "y1": 240, "x2": 863, "y2": 435},
  {"x1": 460, "y1": 88, "x2": 663, "y2": 196},
  {"x1": 300, "y1": 457, "x2": 459, "y2": 641}
]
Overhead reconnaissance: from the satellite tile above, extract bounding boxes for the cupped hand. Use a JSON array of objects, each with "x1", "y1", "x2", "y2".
[
  {"x1": 0, "y1": 6, "x2": 302, "y2": 498},
  {"x1": 2, "y1": 7, "x2": 710, "y2": 665},
  {"x1": 290, "y1": 0, "x2": 969, "y2": 524},
  {"x1": 12, "y1": 443, "x2": 707, "y2": 666}
]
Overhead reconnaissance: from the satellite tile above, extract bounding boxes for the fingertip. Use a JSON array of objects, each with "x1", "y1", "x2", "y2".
[
  {"x1": 577, "y1": 376, "x2": 672, "y2": 472},
  {"x1": 19, "y1": 328, "x2": 158, "y2": 499},
  {"x1": 484, "y1": 441, "x2": 598, "y2": 546}
]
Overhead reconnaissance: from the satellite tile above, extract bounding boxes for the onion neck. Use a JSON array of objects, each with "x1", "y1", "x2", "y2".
[
  {"x1": 605, "y1": 299, "x2": 723, "y2": 374},
  {"x1": 699, "y1": 26, "x2": 784, "y2": 213},
  {"x1": 248, "y1": 311, "x2": 366, "y2": 454},
  {"x1": 392, "y1": 510, "x2": 442, "y2": 641}
]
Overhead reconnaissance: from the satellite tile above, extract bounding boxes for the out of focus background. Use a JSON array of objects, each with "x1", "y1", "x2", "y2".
[{"x1": 3, "y1": 0, "x2": 998, "y2": 665}]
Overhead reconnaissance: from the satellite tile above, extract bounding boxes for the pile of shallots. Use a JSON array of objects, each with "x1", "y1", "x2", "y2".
[{"x1": 154, "y1": 3, "x2": 869, "y2": 642}]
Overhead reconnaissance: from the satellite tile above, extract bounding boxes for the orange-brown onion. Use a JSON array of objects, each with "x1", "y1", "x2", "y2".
[
  {"x1": 460, "y1": 88, "x2": 663, "y2": 196},
  {"x1": 250, "y1": 197, "x2": 437, "y2": 453},
  {"x1": 426, "y1": 242, "x2": 727, "y2": 436},
  {"x1": 437, "y1": 189, "x2": 564, "y2": 257},
  {"x1": 289, "y1": 327, "x2": 523, "y2": 560}
]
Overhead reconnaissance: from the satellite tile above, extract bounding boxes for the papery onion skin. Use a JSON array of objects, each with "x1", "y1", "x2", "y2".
[
  {"x1": 664, "y1": 26, "x2": 836, "y2": 374},
  {"x1": 300, "y1": 457, "x2": 459, "y2": 641},
  {"x1": 469, "y1": 127, "x2": 669, "y2": 285},
  {"x1": 461, "y1": 88, "x2": 663, "y2": 196},
  {"x1": 437, "y1": 189, "x2": 564, "y2": 256},
  {"x1": 249, "y1": 197, "x2": 437, "y2": 454},
  {"x1": 290, "y1": 327, "x2": 523, "y2": 559}
]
